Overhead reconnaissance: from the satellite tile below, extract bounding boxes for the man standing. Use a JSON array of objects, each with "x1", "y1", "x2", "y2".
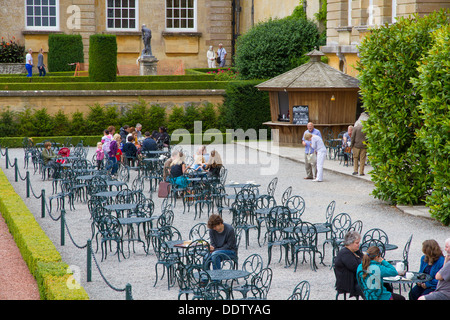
[
  {"x1": 207, "y1": 214, "x2": 237, "y2": 270},
  {"x1": 351, "y1": 123, "x2": 367, "y2": 176},
  {"x1": 25, "y1": 48, "x2": 33, "y2": 78},
  {"x1": 217, "y1": 43, "x2": 227, "y2": 68},
  {"x1": 304, "y1": 133, "x2": 327, "y2": 182},
  {"x1": 302, "y1": 122, "x2": 322, "y2": 180}
]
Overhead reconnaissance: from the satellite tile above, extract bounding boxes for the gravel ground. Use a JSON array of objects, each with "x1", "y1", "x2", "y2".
[{"x1": 1, "y1": 143, "x2": 449, "y2": 301}]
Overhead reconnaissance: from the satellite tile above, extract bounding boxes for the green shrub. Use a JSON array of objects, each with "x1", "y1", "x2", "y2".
[
  {"x1": 414, "y1": 24, "x2": 450, "y2": 225},
  {"x1": 234, "y1": 16, "x2": 320, "y2": 80},
  {"x1": 85, "y1": 103, "x2": 109, "y2": 135},
  {"x1": 147, "y1": 104, "x2": 168, "y2": 132},
  {"x1": 70, "y1": 111, "x2": 86, "y2": 136},
  {"x1": 89, "y1": 34, "x2": 117, "y2": 82},
  {"x1": 199, "y1": 103, "x2": 218, "y2": 131},
  {"x1": 32, "y1": 108, "x2": 54, "y2": 137},
  {"x1": 167, "y1": 106, "x2": 186, "y2": 133},
  {"x1": 48, "y1": 34, "x2": 84, "y2": 72},
  {"x1": 0, "y1": 107, "x2": 18, "y2": 137},
  {"x1": 222, "y1": 80, "x2": 271, "y2": 132},
  {"x1": 357, "y1": 10, "x2": 449, "y2": 206},
  {"x1": 53, "y1": 110, "x2": 71, "y2": 136}
]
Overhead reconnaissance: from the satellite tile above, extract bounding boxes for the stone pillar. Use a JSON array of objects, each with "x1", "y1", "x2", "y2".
[{"x1": 139, "y1": 55, "x2": 158, "y2": 76}]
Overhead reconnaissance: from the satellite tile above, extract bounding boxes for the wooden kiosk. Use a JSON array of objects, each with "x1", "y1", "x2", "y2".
[{"x1": 256, "y1": 49, "x2": 360, "y2": 145}]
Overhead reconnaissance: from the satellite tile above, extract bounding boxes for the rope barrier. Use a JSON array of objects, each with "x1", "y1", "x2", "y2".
[{"x1": 0, "y1": 144, "x2": 133, "y2": 300}]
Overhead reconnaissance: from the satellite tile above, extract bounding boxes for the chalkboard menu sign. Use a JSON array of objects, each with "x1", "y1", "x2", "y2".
[{"x1": 292, "y1": 105, "x2": 309, "y2": 125}]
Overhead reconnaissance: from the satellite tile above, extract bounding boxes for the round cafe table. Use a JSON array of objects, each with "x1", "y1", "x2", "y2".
[{"x1": 383, "y1": 272, "x2": 432, "y2": 295}]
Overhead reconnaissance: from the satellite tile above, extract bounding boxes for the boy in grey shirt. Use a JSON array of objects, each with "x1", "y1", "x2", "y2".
[{"x1": 207, "y1": 214, "x2": 237, "y2": 270}]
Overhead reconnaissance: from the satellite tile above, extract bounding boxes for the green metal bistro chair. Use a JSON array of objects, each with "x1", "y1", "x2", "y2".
[{"x1": 287, "y1": 280, "x2": 311, "y2": 300}]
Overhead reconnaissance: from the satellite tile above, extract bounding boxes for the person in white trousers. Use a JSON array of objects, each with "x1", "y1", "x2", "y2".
[{"x1": 304, "y1": 132, "x2": 327, "y2": 182}]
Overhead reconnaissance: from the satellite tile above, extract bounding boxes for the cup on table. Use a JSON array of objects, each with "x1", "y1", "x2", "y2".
[{"x1": 405, "y1": 272, "x2": 414, "y2": 280}]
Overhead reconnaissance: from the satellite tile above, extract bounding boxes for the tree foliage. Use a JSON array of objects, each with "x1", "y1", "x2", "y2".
[
  {"x1": 413, "y1": 23, "x2": 450, "y2": 225},
  {"x1": 234, "y1": 17, "x2": 320, "y2": 80},
  {"x1": 357, "y1": 10, "x2": 449, "y2": 224}
]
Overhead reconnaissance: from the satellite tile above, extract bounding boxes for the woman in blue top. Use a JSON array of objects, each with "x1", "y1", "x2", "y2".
[
  {"x1": 409, "y1": 239, "x2": 445, "y2": 300},
  {"x1": 357, "y1": 246, "x2": 405, "y2": 300}
]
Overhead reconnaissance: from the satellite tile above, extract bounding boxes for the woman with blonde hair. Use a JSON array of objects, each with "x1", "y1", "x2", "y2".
[
  {"x1": 356, "y1": 246, "x2": 404, "y2": 300},
  {"x1": 205, "y1": 149, "x2": 223, "y2": 178},
  {"x1": 409, "y1": 239, "x2": 445, "y2": 300},
  {"x1": 170, "y1": 151, "x2": 188, "y2": 188}
]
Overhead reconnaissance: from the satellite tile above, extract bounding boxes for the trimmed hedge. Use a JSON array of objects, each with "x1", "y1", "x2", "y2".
[
  {"x1": 89, "y1": 34, "x2": 117, "y2": 82},
  {"x1": 0, "y1": 81, "x2": 231, "y2": 91},
  {"x1": 0, "y1": 74, "x2": 214, "y2": 83},
  {"x1": 48, "y1": 34, "x2": 84, "y2": 72},
  {"x1": 0, "y1": 169, "x2": 89, "y2": 300}
]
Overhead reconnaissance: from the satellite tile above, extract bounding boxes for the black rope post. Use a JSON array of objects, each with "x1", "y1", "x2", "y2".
[
  {"x1": 14, "y1": 158, "x2": 18, "y2": 182},
  {"x1": 5, "y1": 147, "x2": 8, "y2": 169},
  {"x1": 60, "y1": 209, "x2": 65, "y2": 246},
  {"x1": 125, "y1": 284, "x2": 132, "y2": 300},
  {"x1": 41, "y1": 189, "x2": 46, "y2": 218},
  {"x1": 87, "y1": 239, "x2": 92, "y2": 283},
  {"x1": 26, "y1": 171, "x2": 30, "y2": 198}
]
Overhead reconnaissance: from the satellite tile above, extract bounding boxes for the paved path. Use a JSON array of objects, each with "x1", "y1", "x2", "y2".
[{"x1": 0, "y1": 142, "x2": 447, "y2": 300}]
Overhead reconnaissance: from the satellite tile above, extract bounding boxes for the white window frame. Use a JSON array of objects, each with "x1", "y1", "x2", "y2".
[
  {"x1": 368, "y1": 0, "x2": 374, "y2": 26},
  {"x1": 24, "y1": 0, "x2": 60, "y2": 31},
  {"x1": 392, "y1": 0, "x2": 397, "y2": 23},
  {"x1": 165, "y1": 0, "x2": 197, "y2": 32},
  {"x1": 106, "y1": 0, "x2": 139, "y2": 31},
  {"x1": 348, "y1": 0, "x2": 352, "y2": 26}
]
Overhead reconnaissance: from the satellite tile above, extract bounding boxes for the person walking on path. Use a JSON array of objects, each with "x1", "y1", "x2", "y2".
[
  {"x1": 351, "y1": 123, "x2": 367, "y2": 176},
  {"x1": 25, "y1": 48, "x2": 33, "y2": 78},
  {"x1": 302, "y1": 122, "x2": 322, "y2": 180},
  {"x1": 37, "y1": 48, "x2": 46, "y2": 77}
]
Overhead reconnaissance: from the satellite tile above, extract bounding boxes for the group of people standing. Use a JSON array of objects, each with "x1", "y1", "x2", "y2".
[
  {"x1": 334, "y1": 232, "x2": 450, "y2": 300},
  {"x1": 206, "y1": 43, "x2": 227, "y2": 68},
  {"x1": 301, "y1": 120, "x2": 367, "y2": 182}
]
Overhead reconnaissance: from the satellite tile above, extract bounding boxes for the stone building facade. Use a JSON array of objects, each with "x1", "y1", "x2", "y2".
[
  {"x1": 322, "y1": 0, "x2": 450, "y2": 77},
  {"x1": 0, "y1": 0, "x2": 317, "y2": 75}
]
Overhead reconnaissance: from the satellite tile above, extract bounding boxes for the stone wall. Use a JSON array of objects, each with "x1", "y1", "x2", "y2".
[
  {"x1": 0, "y1": 64, "x2": 26, "y2": 75},
  {"x1": 0, "y1": 90, "x2": 225, "y2": 117}
]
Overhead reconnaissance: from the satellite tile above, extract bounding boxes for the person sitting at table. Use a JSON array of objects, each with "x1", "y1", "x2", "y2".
[
  {"x1": 157, "y1": 126, "x2": 170, "y2": 148},
  {"x1": 334, "y1": 231, "x2": 364, "y2": 299},
  {"x1": 419, "y1": 238, "x2": 450, "y2": 300},
  {"x1": 170, "y1": 151, "x2": 188, "y2": 188},
  {"x1": 163, "y1": 150, "x2": 179, "y2": 181},
  {"x1": 205, "y1": 149, "x2": 223, "y2": 178},
  {"x1": 356, "y1": 246, "x2": 405, "y2": 300},
  {"x1": 192, "y1": 146, "x2": 207, "y2": 171},
  {"x1": 122, "y1": 135, "x2": 137, "y2": 166},
  {"x1": 141, "y1": 131, "x2": 157, "y2": 153},
  {"x1": 409, "y1": 239, "x2": 445, "y2": 300},
  {"x1": 41, "y1": 141, "x2": 61, "y2": 178},
  {"x1": 206, "y1": 214, "x2": 237, "y2": 270}
]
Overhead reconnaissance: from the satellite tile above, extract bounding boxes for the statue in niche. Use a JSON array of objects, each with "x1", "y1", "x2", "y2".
[{"x1": 141, "y1": 24, "x2": 153, "y2": 57}]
